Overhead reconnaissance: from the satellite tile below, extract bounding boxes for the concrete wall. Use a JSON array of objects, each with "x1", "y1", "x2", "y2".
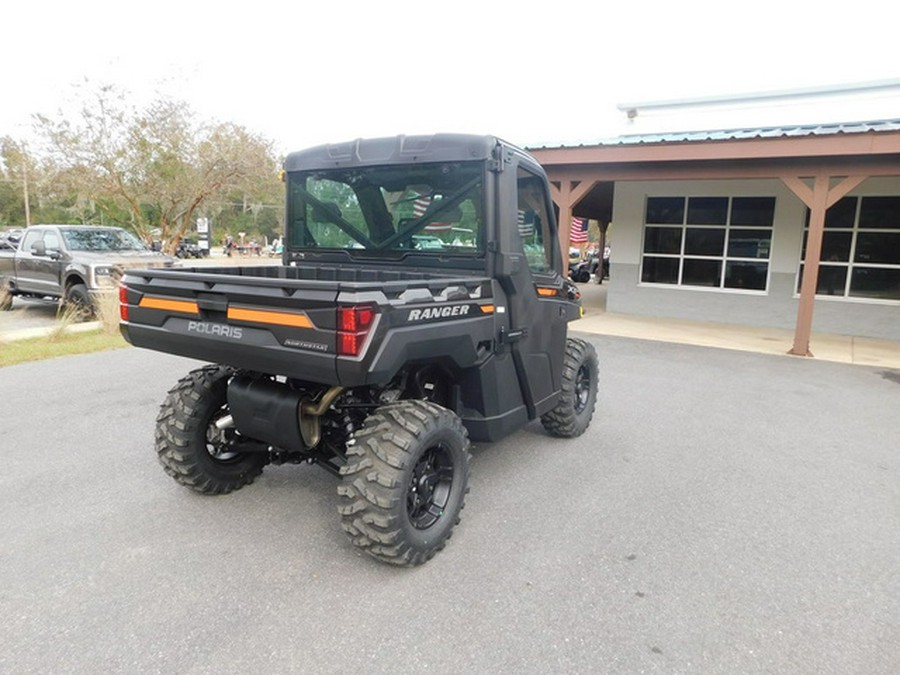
[{"x1": 606, "y1": 177, "x2": 900, "y2": 340}]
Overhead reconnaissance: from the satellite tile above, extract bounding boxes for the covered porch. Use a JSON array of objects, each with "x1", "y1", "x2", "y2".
[{"x1": 530, "y1": 123, "x2": 900, "y2": 355}]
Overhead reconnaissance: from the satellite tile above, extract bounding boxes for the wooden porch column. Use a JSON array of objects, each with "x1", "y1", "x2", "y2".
[
  {"x1": 781, "y1": 174, "x2": 866, "y2": 356},
  {"x1": 548, "y1": 178, "x2": 597, "y2": 268},
  {"x1": 550, "y1": 181, "x2": 574, "y2": 268},
  {"x1": 598, "y1": 220, "x2": 609, "y2": 278}
]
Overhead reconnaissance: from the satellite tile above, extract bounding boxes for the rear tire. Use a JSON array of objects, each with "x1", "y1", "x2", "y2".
[
  {"x1": 541, "y1": 337, "x2": 599, "y2": 438},
  {"x1": 155, "y1": 365, "x2": 266, "y2": 495},
  {"x1": 338, "y1": 400, "x2": 471, "y2": 566}
]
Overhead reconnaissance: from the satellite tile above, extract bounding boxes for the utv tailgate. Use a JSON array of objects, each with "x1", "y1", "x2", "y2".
[{"x1": 119, "y1": 265, "x2": 495, "y2": 386}]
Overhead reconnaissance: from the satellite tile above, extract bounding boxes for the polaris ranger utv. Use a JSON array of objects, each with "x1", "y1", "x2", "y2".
[{"x1": 120, "y1": 134, "x2": 598, "y2": 566}]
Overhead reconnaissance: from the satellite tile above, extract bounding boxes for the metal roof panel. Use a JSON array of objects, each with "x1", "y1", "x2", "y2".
[{"x1": 533, "y1": 119, "x2": 900, "y2": 150}]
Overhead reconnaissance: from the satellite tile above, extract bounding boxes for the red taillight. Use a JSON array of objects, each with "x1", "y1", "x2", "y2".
[
  {"x1": 118, "y1": 284, "x2": 129, "y2": 322},
  {"x1": 337, "y1": 305, "x2": 375, "y2": 356},
  {"x1": 338, "y1": 305, "x2": 375, "y2": 332},
  {"x1": 338, "y1": 332, "x2": 361, "y2": 356}
]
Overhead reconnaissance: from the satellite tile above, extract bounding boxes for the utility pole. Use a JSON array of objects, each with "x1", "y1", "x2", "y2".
[
  {"x1": 21, "y1": 143, "x2": 31, "y2": 227},
  {"x1": 22, "y1": 166, "x2": 31, "y2": 227}
]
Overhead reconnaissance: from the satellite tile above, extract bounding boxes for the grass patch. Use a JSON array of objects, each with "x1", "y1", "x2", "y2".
[
  {"x1": 94, "y1": 288, "x2": 123, "y2": 334},
  {"x1": 0, "y1": 285, "x2": 12, "y2": 311},
  {"x1": 0, "y1": 329, "x2": 128, "y2": 368},
  {"x1": 1, "y1": 287, "x2": 130, "y2": 367},
  {"x1": 1, "y1": 288, "x2": 129, "y2": 367}
]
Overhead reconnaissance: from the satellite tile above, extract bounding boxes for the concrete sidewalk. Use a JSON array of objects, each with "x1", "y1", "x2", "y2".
[
  {"x1": 0, "y1": 321, "x2": 103, "y2": 343},
  {"x1": 575, "y1": 282, "x2": 900, "y2": 370}
]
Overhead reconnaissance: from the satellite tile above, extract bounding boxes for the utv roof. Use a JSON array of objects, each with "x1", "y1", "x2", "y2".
[{"x1": 284, "y1": 133, "x2": 523, "y2": 172}]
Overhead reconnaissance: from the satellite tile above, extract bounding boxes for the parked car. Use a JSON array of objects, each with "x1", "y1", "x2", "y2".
[
  {"x1": 0, "y1": 228, "x2": 23, "y2": 251},
  {"x1": 175, "y1": 238, "x2": 207, "y2": 258}
]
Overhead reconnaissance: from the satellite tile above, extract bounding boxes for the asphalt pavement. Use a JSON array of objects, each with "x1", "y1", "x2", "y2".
[{"x1": 2, "y1": 338, "x2": 898, "y2": 673}]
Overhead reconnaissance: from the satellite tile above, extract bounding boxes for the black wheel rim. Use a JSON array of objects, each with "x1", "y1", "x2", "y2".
[
  {"x1": 407, "y1": 444, "x2": 454, "y2": 530},
  {"x1": 574, "y1": 364, "x2": 591, "y2": 414}
]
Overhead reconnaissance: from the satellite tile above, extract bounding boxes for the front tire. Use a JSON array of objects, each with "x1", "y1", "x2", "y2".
[
  {"x1": 338, "y1": 400, "x2": 471, "y2": 566},
  {"x1": 541, "y1": 337, "x2": 599, "y2": 438},
  {"x1": 155, "y1": 365, "x2": 266, "y2": 495},
  {"x1": 63, "y1": 283, "x2": 94, "y2": 321}
]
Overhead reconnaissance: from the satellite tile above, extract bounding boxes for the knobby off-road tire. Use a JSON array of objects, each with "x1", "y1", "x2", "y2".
[
  {"x1": 541, "y1": 337, "x2": 599, "y2": 438},
  {"x1": 338, "y1": 400, "x2": 471, "y2": 567},
  {"x1": 155, "y1": 364, "x2": 266, "y2": 495}
]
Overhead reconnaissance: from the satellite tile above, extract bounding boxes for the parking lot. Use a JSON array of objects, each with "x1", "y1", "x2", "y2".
[{"x1": 2, "y1": 336, "x2": 898, "y2": 673}]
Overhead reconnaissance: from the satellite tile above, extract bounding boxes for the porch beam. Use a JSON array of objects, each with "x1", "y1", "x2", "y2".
[
  {"x1": 569, "y1": 178, "x2": 598, "y2": 205},
  {"x1": 783, "y1": 174, "x2": 868, "y2": 356},
  {"x1": 555, "y1": 181, "x2": 575, "y2": 267},
  {"x1": 549, "y1": 177, "x2": 598, "y2": 267},
  {"x1": 542, "y1": 158, "x2": 897, "y2": 184}
]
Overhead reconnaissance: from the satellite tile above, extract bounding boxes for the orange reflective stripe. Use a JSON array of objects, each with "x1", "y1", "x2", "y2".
[
  {"x1": 138, "y1": 297, "x2": 200, "y2": 314},
  {"x1": 536, "y1": 287, "x2": 558, "y2": 297},
  {"x1": 480, "y1": 304, "x2": 495, "y2": 314},
  {"x1": 227, "y1": 306, "x2": 313, "y2": 328}
]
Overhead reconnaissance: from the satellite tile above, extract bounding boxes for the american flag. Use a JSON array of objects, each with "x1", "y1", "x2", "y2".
[
  {"x1": 570, "y1": 217, "x2": 588, "y2": 243},
  {"x1": 412, "y1": 194, "x2": 452, "y2": 233},
  {"x1": 517, "y1": 209, "x2": 534, "y2": 238}
]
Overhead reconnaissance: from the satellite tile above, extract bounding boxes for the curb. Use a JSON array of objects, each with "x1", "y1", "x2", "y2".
[{"x1": 0, "y1": 321, "x2": 103, "y2": 343}]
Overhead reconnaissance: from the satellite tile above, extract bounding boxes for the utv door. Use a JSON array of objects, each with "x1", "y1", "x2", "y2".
[{"x1": 494, "y1": 158, "x2": 569, "y2": 418}]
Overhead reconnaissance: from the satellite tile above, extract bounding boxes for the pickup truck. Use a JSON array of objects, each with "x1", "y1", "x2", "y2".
[
  {"x1": 0, "y1": 224, "x2": 176, "y2": 315},
  {"x1": 120, "y1": 134, "x2": 599, "y2": 566}
]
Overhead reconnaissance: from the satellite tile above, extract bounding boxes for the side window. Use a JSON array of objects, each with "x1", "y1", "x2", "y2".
[
  {"x1": 516, "y1": 167, "x2": 555, "y2": 273},
  {"x1": 21, "y1": 230, "x2": 41, "y2": 254},
  {"x1": 43, "y1": 231, "x2": 61, "y2": 252}
]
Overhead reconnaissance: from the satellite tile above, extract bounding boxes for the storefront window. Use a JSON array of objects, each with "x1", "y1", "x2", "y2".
[
  {"x1": 799, "y1": 196, "x2": 900, "y2": 301},
  {"x1": 641, "y1": 196, "x2": 775, "y2": 291}
]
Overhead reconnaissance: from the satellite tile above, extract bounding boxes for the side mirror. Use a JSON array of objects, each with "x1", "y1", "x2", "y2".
[{"x1": 31, "y1": 240, "x2": 46, "y2": 256}]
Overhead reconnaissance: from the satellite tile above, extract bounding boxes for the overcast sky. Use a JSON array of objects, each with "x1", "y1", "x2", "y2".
[{"x1": 5, "y1": 0, "x2": 899, "y2": 154}]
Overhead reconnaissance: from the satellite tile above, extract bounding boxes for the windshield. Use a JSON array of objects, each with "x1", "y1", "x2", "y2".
[
  {"x1": 62, "y1": 228, "x2": 148, "y2": 252},
  {"x1": 286, "y1": 162, "x2": 484, "y2": 257}
]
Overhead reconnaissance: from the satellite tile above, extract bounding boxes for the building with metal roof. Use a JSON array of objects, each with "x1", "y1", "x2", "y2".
[
  {"x1": 528, "y1": 82, "x2": 900, "y2": 352},
  {"x1": 598, "y1": 119, "x2": 900, "y2": 145}
]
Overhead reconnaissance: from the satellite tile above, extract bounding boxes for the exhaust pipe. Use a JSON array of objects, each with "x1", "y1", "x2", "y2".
[{"x1": 226, "y1": 376, "x2": 342, "y2": 451}]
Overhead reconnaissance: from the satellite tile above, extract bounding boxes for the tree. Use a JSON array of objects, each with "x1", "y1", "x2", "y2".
[
  {"x1": 0, "y1": 137, "x2": 37, "y2": 227},
  {"x1": 37, "y1": 84, "x2": 282, "y2": 253}
]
